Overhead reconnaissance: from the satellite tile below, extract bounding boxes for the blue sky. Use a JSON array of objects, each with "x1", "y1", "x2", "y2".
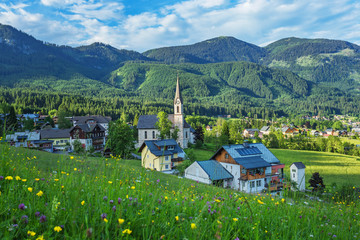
[{"x1": 0, "y1": 0, "x2": 360, "y2": 52}]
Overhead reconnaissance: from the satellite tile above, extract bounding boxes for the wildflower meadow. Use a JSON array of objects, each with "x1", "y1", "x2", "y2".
[{"x1": 1, "y1": 144, "x2": 360, "y2": 239}]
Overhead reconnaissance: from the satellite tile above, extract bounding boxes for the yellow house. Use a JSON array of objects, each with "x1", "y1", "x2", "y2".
[
  {"x1": 40, "y1": 128, "x2": 71, "y2": 151},
  {"x1": 139, "y1": 139, "x2": 184, "y2": 171}
]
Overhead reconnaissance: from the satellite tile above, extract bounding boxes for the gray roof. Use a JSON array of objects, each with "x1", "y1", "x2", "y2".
[
  {"x1": 70, "y1": 124, "x2": 106, "y2": 133},
  {"x1": 233, "y1": 156, "x2": 271, "y2": 169},
  {"x1": 137, "y1": 114, "x2": 190, "y2": 129},
  {"x1": 291, "y1": 162, "x2": 306, "y2": 169},
  {"x1": 211, "y1": 143, "x2": 280, "y2": 164},
  {"x1": 40, "y1": 128, "x2": 71, "y2": 139},
  {"x1": 260, "y1": 126, "x2": 270, "y2": 131},
  {"x1": 71, "y1": 115, "x2": 111, "y2": 125},
  {"x1": 139, "y1": 139, "x2": 183, "y2": 156},
  {"x1": 197, "y1": 160, "x2": 233, "y2": 181}
]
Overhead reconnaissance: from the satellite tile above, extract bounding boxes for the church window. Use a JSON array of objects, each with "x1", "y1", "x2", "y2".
[
  {"x1": 152, "y1": 131, "x2": 155, "y2": 139},
  {"x1": 186, "y1": 132, "x2": 188, "y2": 138},
  {"x1": 145, "y1": 131, "x2": 147, "y2": 139},
  {"x1": 177, "y1": 106, "x2": 179, "y2": 113}
]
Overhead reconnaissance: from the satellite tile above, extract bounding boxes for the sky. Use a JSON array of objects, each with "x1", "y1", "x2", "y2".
[{"x1": 0, "y1": 0, "x2": 360, "y2": 52}]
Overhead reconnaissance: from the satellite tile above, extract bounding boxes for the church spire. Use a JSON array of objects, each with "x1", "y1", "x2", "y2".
[{"x1": 174, "y1": 72, "x2": 183, "y2": 105}]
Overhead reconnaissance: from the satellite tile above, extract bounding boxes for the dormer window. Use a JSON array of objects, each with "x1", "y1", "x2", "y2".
[
  {"x1": 225, "y1": 153, "x2": 229, "y2": 159},
  {"x1": 168, "y1": 146, "x2": 174, "y2": 150}
]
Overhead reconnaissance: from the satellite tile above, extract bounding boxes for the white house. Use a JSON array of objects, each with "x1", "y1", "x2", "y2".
[{"x1": 290, "y1": 162, "x2": 306, "y2": 191}]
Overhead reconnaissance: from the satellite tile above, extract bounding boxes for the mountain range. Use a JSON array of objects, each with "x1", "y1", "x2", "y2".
[{"x1": 1, "y1": 23, "x2": 360, "y2": 116}]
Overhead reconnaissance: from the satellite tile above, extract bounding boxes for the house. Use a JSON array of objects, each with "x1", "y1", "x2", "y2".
[
  {"x1": 6, "y1": 131, "x2": 53, "y2": 152},
  {"x1": 40, "y1": 128, "x2": 71, "y2": 151},
  {"x1": 137, "y1": 76, "x2": 192, "y2": 148},
  {"x1": 281, "y1": 126, "x2": 299, "y2": 136},
  {"x1": 243, "y1": 129, "x2": 259, "y2": 138},
  {"x1": 69, "y1": 124, "x2": 106, "y2": 152},
  {"x1": 185, "y1": 160, "x2": 233, "y2": 186},
  {"x1": 310, "y1": 130, "x2": 321, "y2": 137},
  {"x1": 69, "y1": 115, "x2": 111, "y2": 136},
  {"x1": 206, "y1": 125, "x2": 214, "y2": 131},
  {"x1": 260, "y1": 126, "x2": 271, "y2": 136},
  {"x1": 186, "y1": 143, "x2": 287, "y2": 193},
  {"x1": 290, "y1": 162, "x2": 306, "y2": 191},
  {"x1": 139, "y1": 139, "x2": 184, "y2": 171}
]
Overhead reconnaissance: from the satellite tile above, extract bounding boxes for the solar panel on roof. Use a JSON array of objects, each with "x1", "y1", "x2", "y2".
[{"x1": 235, "y1": 147, "x2": 262, "y2": 156}]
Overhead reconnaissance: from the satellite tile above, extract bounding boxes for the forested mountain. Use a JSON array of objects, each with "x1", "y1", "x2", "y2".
[
  {"x1": 1, "y1": 23, "x2": 360, "y2": 117},
  {"x1": 143, "y1": 36, "x2": 266, "y2": 64}
]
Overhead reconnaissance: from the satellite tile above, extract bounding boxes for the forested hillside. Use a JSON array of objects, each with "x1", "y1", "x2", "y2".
[{"x1": 1, "y1": 23, "x2": 360, "y2": 118}]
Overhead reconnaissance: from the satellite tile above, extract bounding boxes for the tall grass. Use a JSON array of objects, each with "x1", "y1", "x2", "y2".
[{"x1": 0, "y1": 144, "x2": 359, "y2": 239}]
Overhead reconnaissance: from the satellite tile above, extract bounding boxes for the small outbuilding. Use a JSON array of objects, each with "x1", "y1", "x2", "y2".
[
  {"x1": 290, "y1": 162, "x2": 306, "y2": 191},
  {"x1": 185, "y1": 160, "x2": 233, "y2": 186}
]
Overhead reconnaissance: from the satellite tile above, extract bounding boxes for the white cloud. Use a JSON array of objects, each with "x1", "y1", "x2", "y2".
[{"x1": 40, "y1": 0, "x2": 83, "y2": 7}]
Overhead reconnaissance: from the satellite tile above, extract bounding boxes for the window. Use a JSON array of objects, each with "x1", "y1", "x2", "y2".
[
  {"x1": 186, "y1": 132, "x2": 188, "y2": 138},
  {"x1": 177, "y1": 106, "x2": 179, "y2": 113},
  {"x1": 152, "y1": 131, "x2": 155, "y2": 139},
  {"x1": 165, "y1": 165, "x2": 169, "y2": 169},
  {"x1": 292, "y1": 169, "x2": 296, "y2": 172},
  {"x1": 256, "y1": 180, "x2": 262, "y2": 187},
  {"x1": 168, "y1": 146, "x2": 174, "y2": 150},
  {"x1": 145, "y1": 131, "x2": 147, "y2": 139},
  {"x1": 250, "y1": 181, "x2": 255, "y2": 188},
  {"x1": 225, "y1": 153, "x2": 229, "y2": 159},
  {"x1": 293, "y1": 173, "x2": 295, "y2": 178},
  {"x1": 165, "y1": 156, "x2": 169, "y2": 161}
]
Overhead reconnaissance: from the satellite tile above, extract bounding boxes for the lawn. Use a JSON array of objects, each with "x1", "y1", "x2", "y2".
[{"x1": 270, "y1": 149, "x2": 360, "y2": 187}]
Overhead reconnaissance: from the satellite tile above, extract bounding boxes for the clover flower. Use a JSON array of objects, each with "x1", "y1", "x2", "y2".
[{"x1": 18, "y1": 203, "x2": 26, "y2": 210}]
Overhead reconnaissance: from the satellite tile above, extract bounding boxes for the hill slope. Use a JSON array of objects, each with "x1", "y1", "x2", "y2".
[{"x1": 143, "y1": 36, "x2": 266, "y2": 64}]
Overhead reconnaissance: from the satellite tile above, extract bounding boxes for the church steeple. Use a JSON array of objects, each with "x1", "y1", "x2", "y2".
[
  {"x1": 174, "y1": 73, "x2": 183, "y2": 115},
  {"x1": 174, "y1": 73, "x2": 183, "y2": 105}
]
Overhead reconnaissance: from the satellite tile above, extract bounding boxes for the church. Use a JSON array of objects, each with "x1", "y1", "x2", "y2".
[{"x1": 137, "y1": 76, "x2": 193, "y2": 148}]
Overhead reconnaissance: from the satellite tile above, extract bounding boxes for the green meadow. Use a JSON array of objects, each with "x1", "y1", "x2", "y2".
[{"x1": 1, "y1": 144, "x2": 360, "y2": 239}]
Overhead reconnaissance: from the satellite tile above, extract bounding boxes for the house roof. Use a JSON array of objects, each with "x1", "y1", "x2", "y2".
[
  {"x1": 233, "y1": 156, "x2": 271, "y2": 169},
  {"x1": 137, "y1": 114, "x2": 190, "y2": 129},
  {"x1": 71, "y1": 115, "x2": 111, "y2": 125},
  {"x1": 291, "y1": 162, "x2": 306, "y2": 169},
  {"x1": 260, "y1": 126, "x2": 270, "y2": 131},
  {"x1": 139, "y1": 139, "x2": 183, "y2": 157},
  {"x1": 6, "y1": 131, "x2": 40, "y2": 141},
  {"x1": 244, "y1": 128, "x2": 259, "y2": 132},
  {"x1": 70, "y1": 123, "x2": 106, "y2": 133},
  {"x1": 40, "y1": 128, "x2": 71, "y2": 139},
  {"x1": 197, "y1": 160, "x2": 233, "y2": 181},
  {"x1": 211, "y1": 143, "x2": 280, "y2": 164}
]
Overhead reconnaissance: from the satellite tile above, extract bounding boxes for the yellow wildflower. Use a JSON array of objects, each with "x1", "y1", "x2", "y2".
[
  {"x1": 28, "y1": 187, "x2": 33, "y2": 192},
  {"x1": 54, "y1": 179, "x2": 59, "y2": 182},
  {"x1": 281, "y1": 198, "x2": 285, "y2": 203},
  {"x1": 257, "y1": 200, "x2": 264, "y2": 204},
  {"x1": 103, "y1": 218, "x2": 108, "y2": 223},
  {"x1": 5, "y1": 176, "x2": 13, "y2": 180},
  {"x1": 118, "y1": 218, "x2": 125, "y2": 224},
  {"x1": 34, "y1": 156, "x2": 36, "y2": 159},
  {"x1": 108, "y1": 181, "x2": 112, "y2": 184},
  {"x1": 81, "y1": 201, "x2": 85, "y2": 206},
  {"x1": 54, "y1": 226, "x2": 62, "y2": 232},
  {"x1": 22, "y1": 179, "x2": 27, "y2": 182},
  {"x1": 27, "y1": 230, "x2": 36, "y2": 236},
  {"x1": 131, "y1": 186, "x2": 135, "y2": 190},
  {"x1": 233, "y1": 218, "x2": 238, "y2": 222},
  {"x1": 15, "y1": 176, "x2": 21, "y2": 180},
  {"x1": 36, "y1": 190, "x2": 44, "y2": 197},
  {"x1": 175, "y1": 216, "x2": 179, "y2": 221},
  {"x1": 70, "y1": 156, "x2": 74, "y2": 160},
  {"x1": 36, "y1": 235, "x2": 44, "y2": 240},
  {"x1": 35, "y1": 178, "x2": 40, "y2": 181},
  {"x1": 191, "y1": 223, "x2": 197, "y2": 229},
  {"x1": 165, "y1": 196, "x2": 168, "y2": 200},
  {"x1": 122, "y1": 229, "x2": 132, "y2": 234},
  {"x1": 74, "y1": 168, "x2": 77, "y2": 171}
]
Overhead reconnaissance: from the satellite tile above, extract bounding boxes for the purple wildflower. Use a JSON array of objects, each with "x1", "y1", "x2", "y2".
[
  {"x1": 235, "y1": 238, "x2": 240, "y2": 240},
  {"x1": 35, "y1": 211, "x2": 41, "y2": 217},
  {"x1": 299, "y1": 216, "x2": 303, "y2": 219},
  {"x1": 109, "y1": 200, "x2": 114, "y2": 204},
  {"x1": 129, "y1": 197, "x2": 133, "y2": 201},
  {"x1": 39, "y1": 215, "x2": 47, "y2": 223},
  {"x1": 103, "y1": 196, "x2": 108, "y2": 201},
  {"x1": 60, "y1": 225, "x2": 65, "y2": 229},
  {"x1": 0, "y1": 176, "x2": 4, "y2": 180},
  {"x1": 12, "y1": 224, "x2": 18, "y2": 228},
  {"x1": 21, "y1": 215, "x2": 28, "y2": 224},
  {"x1": 118, "y1": 198, "x2": 122, "y2": 204},
  {"x1": 101, "y1": 213, "x2": 107, "y2": 220},
  {"x1": 333, "y1": 235, "x2": 337, "y2": 238},
  {"x1": 41, "y1": 178, "x2": 45, "y2": 181},
  {"x1": 112, "y1": 206, "x2": 116, "y2": 212},
  {"x1": 18, "y1": 203, "x2": 25, "y2": 210},
  {"x1": 156, "y1": 179, "x2": 160, "y2": 184}
]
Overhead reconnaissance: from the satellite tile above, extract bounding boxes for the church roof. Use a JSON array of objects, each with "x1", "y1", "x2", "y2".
[{"x1": 137, "y1": 114, "x2": 190, "y2": 129}]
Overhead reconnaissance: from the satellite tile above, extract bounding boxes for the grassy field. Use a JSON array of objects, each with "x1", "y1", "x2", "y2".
[
  {"x1": 271, "y1": 149, "x2": 360, "y2": 187},
  {"x1": 1, "y1": 144, "x2": 360, "y2": 239}
]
